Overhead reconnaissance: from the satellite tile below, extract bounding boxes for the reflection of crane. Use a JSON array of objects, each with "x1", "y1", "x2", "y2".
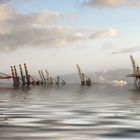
[
  {"x1": 76, "y1": 64, "x2": 91, "y2": 85},
  {"x1": 128, "y1": 55, "x2": 140, "y2": 86}
]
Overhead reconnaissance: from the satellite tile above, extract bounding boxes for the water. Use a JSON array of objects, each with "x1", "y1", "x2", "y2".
[{"x1": 0, "y1": 83, "x2": 140, "y2": 140}]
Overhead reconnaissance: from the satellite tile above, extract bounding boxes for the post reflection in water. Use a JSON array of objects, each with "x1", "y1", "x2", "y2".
[{"x1": 0, "y1": 84, "x2": 140, "y2": 140}]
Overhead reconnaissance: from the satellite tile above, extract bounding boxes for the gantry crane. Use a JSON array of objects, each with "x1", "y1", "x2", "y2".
[
  {"x1": 39, "y1": 70, "x2": 44, "y2": 85},
  {"x1": 76, "y1": 64, "x2": 91, "y2": 85},
  {"x1": 76, "y1": 64, "x2": 85, "y2": 85},
  {"x1": 41, "y1": 70, "x2": 46, "y2": 84},
  {"x1": 128, "y1": 55, "x2": 140, "y2": 86},
  {"x1": 45, "y1": 69, "x2": 50, "y2": 85},
  {"x1": 55, "y1": 76, "x2": 65, "y2": 85}
]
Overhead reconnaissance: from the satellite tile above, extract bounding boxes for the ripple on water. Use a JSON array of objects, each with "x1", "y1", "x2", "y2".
[{"x1": 0, "y1": 84, "x2": 140, "y2": 140}]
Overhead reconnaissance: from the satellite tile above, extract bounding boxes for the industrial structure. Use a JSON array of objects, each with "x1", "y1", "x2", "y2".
[
  {"x1": 38, "y1": 69, "x2": 65, "y2": 86},
  {"x1": 0, "y1": 63, "x2": 66, "y2": 87},
  {"x1": 76, "y1": 64, "x2": 91, "y2": 86},
  {"x1": 128, "y1": 55, "x2": 140, "y2": 86}
]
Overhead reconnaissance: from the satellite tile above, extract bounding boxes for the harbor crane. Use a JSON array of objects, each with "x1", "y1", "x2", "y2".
[
  {"x1": 128, "y1": 55, "x2": 140, "y2": 86},
  {"x1": 76, "y1": 64, "x2": 91, "y2": 86}
]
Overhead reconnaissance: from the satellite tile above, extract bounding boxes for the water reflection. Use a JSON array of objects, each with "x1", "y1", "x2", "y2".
[{"x1": 0, "y1": 84, "x2": 140, "y2": 140}]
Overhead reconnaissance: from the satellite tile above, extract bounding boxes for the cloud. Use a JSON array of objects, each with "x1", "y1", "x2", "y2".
[
  {"x1": 0, "y1": 4, "x2": 118, "y2": 52},
  {"x1": 0, "y1": 0, "x2": 10, "y2": 4},
  {"x1": 89, "y1": 28, "x2": 118, "y2": 39},
  {"x1": 128, "y1": 1, "x2": 140, "y2": 8},
  {"x1": 81, "y1": 0, "x2": 126, "y2": 8},
  {"x1": 80, "y1": 0, "x2": 140, "y2": 8},
  {"x1": 112, "y1": 46, "x2": 140, "y2": 54}
]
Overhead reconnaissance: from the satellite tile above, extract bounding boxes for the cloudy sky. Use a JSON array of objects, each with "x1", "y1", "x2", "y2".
[{"x1": 0, "y1": 0, "x2": 140, "y2": 76}]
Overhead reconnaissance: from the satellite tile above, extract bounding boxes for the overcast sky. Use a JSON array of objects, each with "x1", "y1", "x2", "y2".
[{"x1": 0, "y1": 0, "x2": 140, "y2": 76}]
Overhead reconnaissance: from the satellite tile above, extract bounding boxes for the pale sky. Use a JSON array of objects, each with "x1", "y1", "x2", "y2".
[{"x1": 0, "y1": 0, "x2": 140, "y2": 76}]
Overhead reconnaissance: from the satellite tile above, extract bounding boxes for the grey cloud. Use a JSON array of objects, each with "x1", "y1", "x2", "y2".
[
  {"x1": 81, "y1": 0, "x2": 126, "y2": 8},
  {"x1": 0, "y1": 4, "x2": 118, "y2": 52},
  {"x1": 80, "y1": 0, "x2": 140, "y2": 8},
  {"x1": 112, "y1": 46, "x2": 140, "y2": 54},
  {"x1": 0, "y1": 0, "x2": 10, "y2": 4}
]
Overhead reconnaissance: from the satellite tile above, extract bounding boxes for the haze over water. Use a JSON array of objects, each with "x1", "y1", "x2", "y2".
[{"x1": 0, "y1": 84, "x2": 140, "y2": 140}]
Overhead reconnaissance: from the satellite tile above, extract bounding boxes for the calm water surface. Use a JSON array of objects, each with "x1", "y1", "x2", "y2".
[{"x1": 0, "y1": 84, "x2": 140, "y2": 140}]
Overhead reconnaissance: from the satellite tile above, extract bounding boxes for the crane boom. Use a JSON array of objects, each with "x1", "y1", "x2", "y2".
[
  {"x1": 76, "y1": 64, "x2": 82, "y2": 81},
  {"x1": 41, "y1": 70, "x2": 46, "y2": 84},
  {"x1": 45, "y1": 69, "x2": 50, "y2": 84},
  {"x1": 76, "y1": 64, "x2": 85, "y2": 85},
  {"x1": 130, "y1": 55, "x2": 138, "y2": 75},
  {"x1": 39, "y1": 70, "x2": 43, "y2": 84}
]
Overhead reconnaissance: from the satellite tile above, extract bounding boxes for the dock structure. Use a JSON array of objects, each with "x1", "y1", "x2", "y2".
[
  {"x1": 76, "y1": 64, "x2": 91, "y2": 86},
  {"x1": 1, "y1": 63, "x2": 66, "y2": 87},
  {"x1": 128, "y1": 55, "x2": 140, "y2": 86},
  {"x1": 38, "y1": 69, "x2": 65, "y2": 86}
]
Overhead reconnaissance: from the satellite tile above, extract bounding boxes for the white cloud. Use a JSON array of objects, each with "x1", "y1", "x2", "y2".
[{"x1": 89, "y1": 28, "x2": 118, "y2": 39}]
